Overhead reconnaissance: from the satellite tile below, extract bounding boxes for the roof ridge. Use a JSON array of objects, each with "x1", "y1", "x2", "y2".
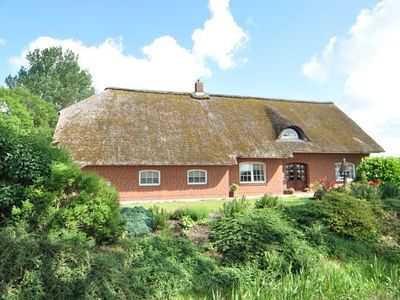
[{"x1": 104, "y1": 87, "x2": 334, "y2": 105}]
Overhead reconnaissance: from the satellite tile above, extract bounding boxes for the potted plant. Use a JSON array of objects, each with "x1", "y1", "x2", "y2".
[{"x1": 229, "y1": 183, "x2": 239, "y2": 197}]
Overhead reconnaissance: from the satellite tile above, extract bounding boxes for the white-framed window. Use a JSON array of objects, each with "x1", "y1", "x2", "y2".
[
  {"x1": 239, "y1": 162, "x2": 266, "y2": 183},
  {"x1": 280, "y1": 128, "x2": 299, "y2": 139},
  {"x1": 139, "y1": 170, "x2": 160, "y2": 186},
  {"x1": 187, "y1": 169, "x2": 207, "y2": 185},
  {"x1": 335, "y1": 162, "x2": 356, "y2": 182}
]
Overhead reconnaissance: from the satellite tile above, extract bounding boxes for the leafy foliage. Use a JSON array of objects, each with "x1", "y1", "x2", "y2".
[
  {"x1": 150, "y1": 205, "x2": 170, "y2": 230},
  {"x1": 0, "y1": 87, "x2": 58, "y2": 136},
  {"x1": 379, "y1": 183, "x2": 400, "y2": 199},
  {"x1": 121, "y1": 206, "x2": 154, "y2": 236},
  {"x1": 356, "y1": 156, "x2": 400, "y2": 185},
  {"x1": 6, "y1": 47, "x2": 95, "y2": 109},
  {"x1": 220, "y1": 196, "x2": 250, "y2": 218},
  {"x1": 254, "y1": 193, "x2": 279, "y2": 209},
  {"x1": 349, "y1": 182, "x2": 381, "y2": 201},
  {"x1": 312, "y1": 178, "x2": 336, "y2": 200},
  {"x1": 0, "y1": 125, "x2": 124, "y2": 244},
  {"x1": 170, "y1": 206, "x2": 210, "y2": 222}
]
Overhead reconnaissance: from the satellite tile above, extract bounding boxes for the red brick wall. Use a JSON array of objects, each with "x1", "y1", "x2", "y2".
[
  {"x1": 83, "y1": 153, "x2": 366, "y2": 201},
  {"x1": 83, "y1": 165, "x2": 230, "y2": 201}
]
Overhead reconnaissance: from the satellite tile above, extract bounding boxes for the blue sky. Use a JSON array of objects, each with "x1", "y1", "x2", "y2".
[{"x1": 0, "y1": 0, "x2": 399, "y2": 156}]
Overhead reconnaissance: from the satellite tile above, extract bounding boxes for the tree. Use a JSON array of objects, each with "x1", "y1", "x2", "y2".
[
  {"x1": 5, "y1": 47, "x2": 95, "y2": 109},
  {"x1": 0, "y1": 87, "x2": 58, "y2": 136}
]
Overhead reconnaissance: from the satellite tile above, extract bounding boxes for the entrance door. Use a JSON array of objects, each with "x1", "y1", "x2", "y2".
[{"x1": 285, "y1": 163, "x2": 307, "y2": 191}]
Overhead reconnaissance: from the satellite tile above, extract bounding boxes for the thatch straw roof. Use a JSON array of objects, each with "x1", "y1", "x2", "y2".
[{"x1": 54, "y1": 87, "x2": 383, "y2": 166}]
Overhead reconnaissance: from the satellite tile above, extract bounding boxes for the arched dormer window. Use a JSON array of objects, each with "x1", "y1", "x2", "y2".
[{"x1": 280, "y1": 128, "x2": 300, "y2": 140}]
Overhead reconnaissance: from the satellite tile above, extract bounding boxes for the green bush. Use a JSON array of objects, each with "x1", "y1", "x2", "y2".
[
  {"x1": 317, "y1": 192, "x2": 379, "y2": 241},
  {"x1": 121, "y1": 206, "x2": 154, "y2": 236},
  {"x1": 379, "y1": 183, "x2": 400, "y2": 199},
  {"x1": 349, "y1": 182, "x2": 381, "y2": 201},
  {"x1": 326, "y1": 236, "x2": 377, "y2": 260},
  {"x1": 10, "y1": 161, "x2": 125, "y2": 244},
  {"x1": 210, "y1": 207, "x2": 319, "y2": 270},
  {"x1": 283, "y1": 201, "x2": 324, "y2": 229},
  {"x1": 381, "y1": 198, "x2": 400, "y2": 214},
  {"x1": 0, "y1": 124, "x2": 124, "y2": 244},
  {"x1": 356, "y1": 156, "x2": 400, "y2": 184},
  {"x1": 170, "y1": 206, "x2": 210, "y2": 222},
  {"x1": 150, "y1": 205, "x2": 169, "y2": 230},
  {"x1": 0, "y1": 87, "x2": 58, "y2": 136},
  {"x1": 254, "y1": 193, "x2": 278, "y2": 209},
  {"x1": 220, "y1": 196, "x2": 250, "y2": 218}
]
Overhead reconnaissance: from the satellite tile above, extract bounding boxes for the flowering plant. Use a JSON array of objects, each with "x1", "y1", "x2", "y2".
[
  {"x1": 313, "y1": 178, "x2": 336, "y2": 199},
  {"x1": 368, "y1": 180, "x2": 380, "y2": 186}
]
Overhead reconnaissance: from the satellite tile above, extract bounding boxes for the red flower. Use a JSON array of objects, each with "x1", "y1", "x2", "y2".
[{"x1": 368, "y1": 180, "x2": 380, "y2": 186}]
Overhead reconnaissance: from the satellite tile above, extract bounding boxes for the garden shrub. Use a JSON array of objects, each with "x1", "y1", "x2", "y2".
[
  {"x1": 0, "y1": 225, "x2": 223, "y2": 299},
  {"x1": 119, "y1": 236, "x2": 220, "y2": 299},
  {"x1": 210, "y1": 207, "x2": 319, "y2": 271},
  {"x1": 381, "y1": 198, "x2": 400, "y2": 215},
  {"x1": 150, "y1": 205, "x2": 169, "y2": 230},
  {"x1": 326, "y1": 236, "x2": 377, "y2": 261},
  {"x1": 1, "y1": 124, "x2": 124, "y2": 244},
  {"x1": 220, "y1": 196, "x2": 250, "y2": 218},
  {"x1": 356, "y1": 156, "x2": 400, "y2": 184},
  {"x1": 312, "y1": 178, "x2": 336, "y2": 199},
  {"x1": 283, "y1": 202, "x2": 325, "y2": 229},
  {"x1": 349, "y1": 182, "x2": 381, "y2": 201},
  {"x1": 379, "y1": 183, "x2": 400, "y2": 199},
  {"x1": 317, "y1": 192, "x2": 379, "y2": 241},
  {"x1": 170, "y1": 206, "x2": 210, "y2": 221},
  {"x1": 254, "y1": 193, "x2": 278, "y2": 209},
  {"x1": 121, "y1": 206, "x2": 154, "y2": 236}
]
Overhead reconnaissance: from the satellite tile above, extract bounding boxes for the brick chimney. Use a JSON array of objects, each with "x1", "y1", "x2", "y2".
[
  {"x1": 191, "y1": 79, "x2": 210, "y2": 99},
  {"x1": 195, "y1": 79, "x2": 204, "y2": 93}
]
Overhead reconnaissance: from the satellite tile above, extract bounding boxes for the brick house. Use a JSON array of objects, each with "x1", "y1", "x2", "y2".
[{"x1": 54, "y1": 81, "x2": 383, "y2": 201}]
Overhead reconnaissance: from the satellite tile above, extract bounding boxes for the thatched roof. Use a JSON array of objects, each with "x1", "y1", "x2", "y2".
[{"x1": 54, "y1": 87, "x2": 384, "y2": 166}]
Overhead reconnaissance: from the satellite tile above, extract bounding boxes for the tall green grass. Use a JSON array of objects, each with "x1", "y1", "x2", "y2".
[{"x1": 211, "y1": 258, "x2": 399, "y2": 300}]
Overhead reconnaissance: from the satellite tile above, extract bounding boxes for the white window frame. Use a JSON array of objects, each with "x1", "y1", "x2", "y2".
[
  {"x1": 239, "y1": 162, "x2": 266, "y2": 184},
  {"x1": 280, "y1": 128, "x2": 299, "y2": 140},
  {"x1": 335, "y1": 162, "x2": 356, "y2": 182},
  {"x1": 187, "y1": 169, "x2": 207, "y2": 185},
  {"x1": 139, "y1": 170, "x2": 161, "y2": 186}
]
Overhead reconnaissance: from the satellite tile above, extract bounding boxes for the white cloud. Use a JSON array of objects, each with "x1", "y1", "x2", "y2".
[
  {"x1": 8, "y1": 0, "x2": 248, "y2": 92},
  {"x1": 0, "y1": 38, "x2": 6, "y2": 46},
  {"x1": 302, "y1": 0, "x2": 400, "y2": 156},
  {"x1": 192, "y1": 0, "x2": 248, "y2": 69}
]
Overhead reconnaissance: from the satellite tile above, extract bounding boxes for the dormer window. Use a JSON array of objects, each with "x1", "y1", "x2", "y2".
[{"x1": 280, "y1": 128, "x2": 300, "y2": 140}]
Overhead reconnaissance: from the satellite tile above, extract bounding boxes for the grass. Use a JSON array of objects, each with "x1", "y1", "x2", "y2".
[{"x1": 127, "y1": 196, "x2": 313, "y2": 213}]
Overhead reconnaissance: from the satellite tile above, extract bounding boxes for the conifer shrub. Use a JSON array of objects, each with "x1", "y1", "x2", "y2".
[
  {"x1": 121, "y1": 206, "x2": 154, "y2": 236},
  {"x1": 317, "y1": 192, "x2": 379, "y2": 241},
  {"x1": 210, "y1": 207, "x2": 320, "y2": 271}
]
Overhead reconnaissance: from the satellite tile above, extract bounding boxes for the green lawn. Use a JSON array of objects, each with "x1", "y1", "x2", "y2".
[{"x1": 125, "y1": 196, "x2": 313, "y2": 213}]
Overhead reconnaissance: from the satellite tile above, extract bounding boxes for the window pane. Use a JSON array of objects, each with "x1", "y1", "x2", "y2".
[
  {"x1": 140, "y1": 171, "x2": 160, "y2": 185},
  {"x1": 188, "y1": 170, "x2": 206, "y2": 184},
  {"x1": 281, "y1": 128, "x2": 299, "y2": 139},
  {"x1": 253, "y1": 164, "x2": 265, "y2": 182},
  {"x1": 240, "y1": 163, "x2": 265, "y2": 182}
]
